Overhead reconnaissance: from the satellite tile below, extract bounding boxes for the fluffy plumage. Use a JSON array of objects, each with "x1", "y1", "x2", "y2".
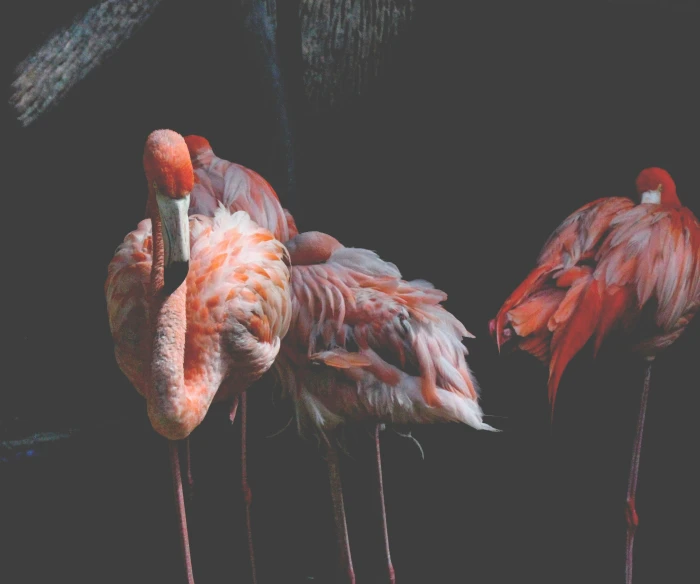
[
  {"x1": 106, "y1": 206, "x2": 292, "y2": 438},
  {"x1": 277, "y1": 232, "x2": 494, "y2": 434},
  {"x1": 492, "y1": 169, "x2": 700, "y2": 411}
]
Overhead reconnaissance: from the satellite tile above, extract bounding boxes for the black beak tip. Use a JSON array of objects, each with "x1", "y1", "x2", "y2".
[{"x1": 163, "y1": 260, "x2": 190, "y2": 294}]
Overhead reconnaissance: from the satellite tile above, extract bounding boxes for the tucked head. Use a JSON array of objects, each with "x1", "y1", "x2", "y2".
[
  {"x1": 184, "y1": 135, "x2": 212, "y2": 156},
  {"x1": 635, "y1": 167, "x2": 680, "y2": 207},
  {"x1": 143, "y1": 129, "x2": 194, "y2": 198}
]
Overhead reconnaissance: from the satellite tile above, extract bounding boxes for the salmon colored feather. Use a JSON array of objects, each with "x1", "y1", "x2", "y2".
[
  {"x1": 492, "y1": 167, "x2": 698, "y2": 584},
  {"x1": 490, "y1": 167, "x2": 700, "y2": 414},
  {"x1": 186, "y1": 135, "x2": 496, "y2": 584},
  {"x1": 184, "y1": 136, "x2": 493, "y2": 432},
  {"x1": 105, "y1": 130, "x2": 293, "y2": 584},
  {"x1": 184, "y1": 134, "x2": 298, "y2": 242}
]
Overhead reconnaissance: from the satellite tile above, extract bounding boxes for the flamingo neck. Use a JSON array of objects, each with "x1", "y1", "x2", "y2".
[{"x1": 146, "y1": 195, "x2": 206, "y2": 440}]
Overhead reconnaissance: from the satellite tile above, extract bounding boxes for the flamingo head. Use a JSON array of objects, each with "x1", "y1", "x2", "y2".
[
  {"x1": 143, "y1": 129, "x2": 193, "y2": 292},
  {"x1": 184, "y1": 134, "x2": 214, "y2": 166},
  {"x1": 635, "y1": 167, "x2": 681, "y2": 208},
  {"x1": 184, "y1": 135, "x2": 212, "y2": 155}
]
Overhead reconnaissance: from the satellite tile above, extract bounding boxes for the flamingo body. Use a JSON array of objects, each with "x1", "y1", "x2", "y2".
[
  {"x1": 183, "y1": 135, "x2": 493, "y2": 433},
  {"x1": 182, "y1": 134, "x2": 494, "y2": 583},
  {"x1": 106, "y1": 134, "x2": 292, "y2": 440},
  {"x1": 278, "y1": 231, "x2": 494, "y2": 433},
  {"x1": 492, "y1": 168, "x2": 700, "y2": 409}
]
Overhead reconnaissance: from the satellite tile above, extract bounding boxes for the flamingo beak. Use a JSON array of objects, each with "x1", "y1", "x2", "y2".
[
  {"x1": 156, "y1": 192, "x2": 191, "y2": 293},
  {"x1": 640, "y1": 184, "x2": 662, "y2": 205}
]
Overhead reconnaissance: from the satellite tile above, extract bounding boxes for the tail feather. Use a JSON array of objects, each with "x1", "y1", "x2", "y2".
[{"x1": 547, "y1": 278, "x2": 603, "y2": 412}]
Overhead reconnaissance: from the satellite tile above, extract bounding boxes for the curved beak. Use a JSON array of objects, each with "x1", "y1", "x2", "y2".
[{"x1": 156, "y1": 192, "x2": 191, "y2": 293}]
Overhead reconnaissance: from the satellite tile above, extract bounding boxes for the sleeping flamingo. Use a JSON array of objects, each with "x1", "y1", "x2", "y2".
[
  {"x1": 185, "y1": 134, "x2": 298, "y2": 242},
  {"x1": 185, "y1": 135, "x2": 496, "y2": 584},
  {"x1": 105, "y1": 129, "x2": 292, "y2": 584},
  {"x1": 489, "y1": 167, "x2": 700, "y2": 584}
]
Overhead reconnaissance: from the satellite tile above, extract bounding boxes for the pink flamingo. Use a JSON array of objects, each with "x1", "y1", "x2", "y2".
[
  {"x1": 183, "y1": 134, "x2": 299, "y2": 581},
  {"x1": 185, "y1": 134, "x2": 298, "y2": 242},
  {"x1": 185, "y1": 135, "x2": 496, "y2": 584},
  {"x1": 489, "y1": 167, "x2": 700, "y2": 584},
  {"x1": 105, "y1": 129, "x2": 292, "y2": 584}
]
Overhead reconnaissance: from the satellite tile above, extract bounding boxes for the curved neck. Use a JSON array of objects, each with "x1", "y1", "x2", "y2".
[{"x1": 146, "y1": 190, "x2": 207, "y2": 440}]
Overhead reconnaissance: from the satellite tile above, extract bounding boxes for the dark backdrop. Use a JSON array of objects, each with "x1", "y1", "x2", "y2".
[{"x1": 2, "y1": 1, "x2": 699, "y2": 583}]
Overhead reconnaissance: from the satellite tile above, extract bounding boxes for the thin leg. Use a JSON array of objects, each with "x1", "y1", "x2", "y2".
[
  {"x1": 625, "y1": 361, "x2": 652, "y2": 584},
  {"x1": 374, "y1": 425, "x2": 396, "y2": 584},
  {"x1": 169, "y1": 440, "x2": 195, "y2": 584},
  {"x1": 326, "y1": 441, "x2": 356, "y2": 584},
  {"x1": 241, "y1": 392, "x2": 258, "y2": 584},
  {"x1": 183, "y1": 437, "x2": 194, "y2": 502}
]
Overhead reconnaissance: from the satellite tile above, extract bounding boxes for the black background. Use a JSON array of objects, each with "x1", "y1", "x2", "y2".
[{"x1": 2, "y1": 1, "x2": 699, "y2": 583}]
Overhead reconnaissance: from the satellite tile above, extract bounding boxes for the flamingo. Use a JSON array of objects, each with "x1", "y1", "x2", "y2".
[
  {"x1": 104, "y1": 129, "x2": 292, "y2": 584},
  {"x1": 489, "y1": 167, "x2": 700, "y2": 584},
  {"x1": 185, "y1": 134, "x2": 298, "y2": 242},
  {"x1": 185, "y1": 135, "x2": 497, "y2": 584},
  {"x1": 183, "y1": 134, "x2": 299, "y2": 581}
]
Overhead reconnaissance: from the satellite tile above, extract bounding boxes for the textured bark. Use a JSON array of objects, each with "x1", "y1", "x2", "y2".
[
  {"x1": 10, "y1": 0, "x2": 417, "y2": 125},
  {"x1": 10, "y1": 0, "x2": 164, "y2": 126},
  {"x1": 295, "y1": 0, "x2": 417, "y2": 109}
]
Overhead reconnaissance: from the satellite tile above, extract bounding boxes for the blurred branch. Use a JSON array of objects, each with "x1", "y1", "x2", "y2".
[
  {"x1": 10, "y1": 0, "x2": 163, "y2": 126},
  {"x1": 0, "y1": 414, "x2": 147, "y2": 463},
  {"x1": 240, "y1": 0, "x2": 300, "y2": 220}
]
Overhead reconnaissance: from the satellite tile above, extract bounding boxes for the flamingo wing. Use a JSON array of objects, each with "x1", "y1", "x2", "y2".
[
  {"x1": 186, "y1": 208, "x2": 292, "y2": 401},
  {"x1": 493, "y1": 197, "x2": 635, "y2": 351},
  {"x1": 279, "y1": 242, "x2": 491, "y2": 432},
  {"x1": 105, "y1": 219, "x2": 153, "y2": 397},
  {"x1": 105, "y1": 209, "x2": 292, "y2": 406},
  {"x1": 592, "y1": 204, "x2": 700, "y2": 354},
  {"x1": 541, "y1": 203, "x2": 698, "y2": 409},
  {"x1": 490, "y1": 196, "x2": 637, "y2": 408}
]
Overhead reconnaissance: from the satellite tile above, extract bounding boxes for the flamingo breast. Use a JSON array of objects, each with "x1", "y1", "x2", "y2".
[{"x1": 105, "y1": 209, "x2": 292, "y2": 404}]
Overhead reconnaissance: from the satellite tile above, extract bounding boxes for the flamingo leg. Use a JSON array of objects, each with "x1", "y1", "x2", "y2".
[
  {"x1": 168, "y1": 440, "x2": 195, "y2": 584},
  {"x1": 182, "y1": 437, "x2": 194, "y2": 502},
  {"x1": 240, "y1": 391, "x2": 258, "y2": 584},
  {"x1": 374, "y1": 424, "x2": 396, "y2": 584},
  {"x1": 326, "y1": 440, "x2": 356, "y2": 584},
  {"x1": 625, "y1": 361, "x2": 652, "y2": 584}
]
